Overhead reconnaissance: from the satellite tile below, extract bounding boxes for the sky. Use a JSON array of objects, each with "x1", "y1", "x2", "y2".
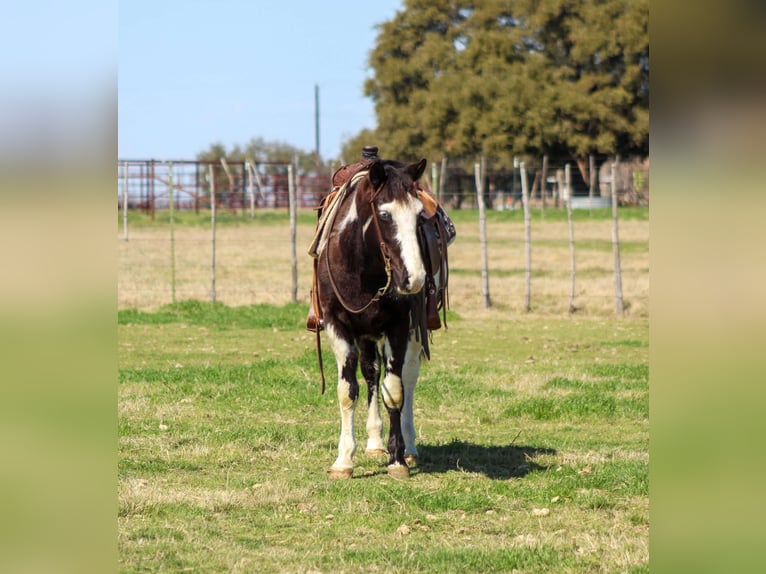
[
  {"x1": 0, "y1": 1, "x2": 115, "y2": 162},
  {"x1": 119, "y1": 0, "x2": 404, "y2": 162}
]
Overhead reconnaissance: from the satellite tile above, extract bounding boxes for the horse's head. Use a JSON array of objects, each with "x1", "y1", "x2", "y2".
[{"x1": 363, "y1": 158, "x2": 428, "y2": 296}]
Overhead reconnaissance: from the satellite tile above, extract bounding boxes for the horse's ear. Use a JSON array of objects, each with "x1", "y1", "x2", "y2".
[
  {"x1": 369, "y1": 160, "x2": 387, "y2": 189},
  {"x1": 407, "y1": 158, "x2": 428, "y2": 181}
]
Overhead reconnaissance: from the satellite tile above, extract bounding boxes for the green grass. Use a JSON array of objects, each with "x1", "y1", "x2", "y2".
[
  {"x1": 119, "y1": 301, "x2": 648, "y2": 572},
  {"x1": 120, "y1": 209, "x2": 318, "y2": 227},
  {"x1": 118, "y1": 300, "x2": 306, "y2": 329},
  {"x1": 447, "y1": 206, "x2": 649, "y2": 224},
  {"x1": 123, "y1": 206, "x2": 648, "y2": 228}
]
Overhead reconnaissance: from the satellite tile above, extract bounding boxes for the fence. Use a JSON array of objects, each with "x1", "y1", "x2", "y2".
[
  {"x1": 117, "y1": 156, "x2": 649, "y2": 215},
  {"x1": 117, "y1": 158, "x2": 649, "y2": 317},
  {"x1": 118, "y1": 159, "x2": 329, "y2": 217}
]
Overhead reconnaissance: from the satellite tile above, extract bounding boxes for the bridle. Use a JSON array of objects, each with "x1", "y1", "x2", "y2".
[{"x1": 322, "y1": 176, "x2": 396, "y2": 315}]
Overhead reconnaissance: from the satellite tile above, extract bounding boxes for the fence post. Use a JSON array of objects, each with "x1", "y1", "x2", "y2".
[
  {"x1": 210, "y1": 164, "x2": 217, "y2": 303},
  {"x1": 588, "y1": 154, "x2": 595, "y2": 217},
  {"x1": 474, "y1": 158, "x2": 491, "y2": 309},
  {"x1": 565, "y1": 164, "x2": 576, "y2": 313},
  {"x1": 520, "y1": 161, "x2": 532, "y2": 312},
  {"x1": 288, "y1": 163, "x2": 298, "y2": 303},
  {"x1": 439, "y1": 157, "x2": 447, "y2": 204},
  {"x1": 122, "y1": 162, "x2": 129, "y2": 241},
  {"x1": 168, "y1": 162, "x2": 176, "y2": 304},
  {"x1": 541, "y1": 154, "x2": 548, "y2": 214},
  {"x1": 610, "y1": 160, "x2": 624, "y2": 316}
]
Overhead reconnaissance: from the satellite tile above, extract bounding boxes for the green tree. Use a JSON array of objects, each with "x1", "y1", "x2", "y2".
[{"x1": 362, "y1": 0, "x2": 648, "y2": 168}]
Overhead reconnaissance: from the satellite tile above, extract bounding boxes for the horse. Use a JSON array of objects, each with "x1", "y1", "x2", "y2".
[{"x1": 316, "y1": 157, "x2": 429, "y2": 479}]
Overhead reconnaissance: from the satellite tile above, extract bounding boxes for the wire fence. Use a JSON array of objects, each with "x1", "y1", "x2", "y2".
[
  {"x1": 117, "y1": 159, "x2": 649, "y2": 317},
  {"x1": 117, "y1": 156, "x2": 649, "y2": 216}
]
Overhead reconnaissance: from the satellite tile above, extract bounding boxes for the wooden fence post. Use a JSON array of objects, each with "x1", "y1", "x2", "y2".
[
  {"x1": 519, "y1": 161, "x2": 532, "y2": 312},
  {"x1": 565, "y1": 164, "x2": 576, "y2": 313},
  {"x1": 439, "y1": 157, "x2": 447, "y2": 204},
  {"x1": 474, "y1": 157, "x2": 491, "y2": 309},
  {"x1": 541, "y1": 154, "x2": 548, "y2": 214},
  {"x1": 610, "y1": 160, "x2": 625, "y2": 316},
  {"x1": 288, "y1": 163, "x2": 298, "y2": 303},
  {"x1": 209, "y1": 164, "x2": 217, "y2": 303},
  {"x1": 520, "y1": 162, "x2": 532, "y2": 312},
  {"x1": 588, "y1": 153, "x2": 595, "y2": 217}
]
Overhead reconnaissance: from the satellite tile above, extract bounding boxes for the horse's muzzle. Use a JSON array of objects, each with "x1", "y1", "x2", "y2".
[{"x1": 396, "y1": 271, "x2": 425, "y2": 295}]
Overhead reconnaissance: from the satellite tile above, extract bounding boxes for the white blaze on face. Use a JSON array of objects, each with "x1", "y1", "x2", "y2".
[{"x1": 379, "y1": 196, "x2": 426, "y2": 294}]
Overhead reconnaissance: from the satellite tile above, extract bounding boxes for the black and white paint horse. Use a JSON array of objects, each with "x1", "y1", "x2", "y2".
[{"x1": 317, "y1": 158, "x2": 428, "y2": 479}]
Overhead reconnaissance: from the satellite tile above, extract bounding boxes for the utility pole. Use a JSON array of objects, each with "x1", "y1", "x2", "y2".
[{"x1": 314, "y1": 84, "x2": 320, "y2": 165}]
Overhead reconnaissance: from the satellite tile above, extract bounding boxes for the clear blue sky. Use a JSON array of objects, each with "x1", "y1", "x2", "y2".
[{"x1": 119, "y1": 0, "x2": 403, "y2": 162}]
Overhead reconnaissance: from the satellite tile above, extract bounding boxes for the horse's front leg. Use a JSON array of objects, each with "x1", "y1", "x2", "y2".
[
  {"x1": 360, "y1": 338, "x2": 386, "y2": 456},
  {"x1": 326, "y1": 323, "x2": 359, "y2": 479},
  {"x1": 401, "y1": 333, "x2": 422, "y2": 466},
  {"x1": 381, "y1": 331, "x2": 410, "y2": 478}
]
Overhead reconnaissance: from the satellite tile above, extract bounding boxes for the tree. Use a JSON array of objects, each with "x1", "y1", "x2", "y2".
[{"x1": 361, "y1": 0, "x2": 648, "y2": 167}]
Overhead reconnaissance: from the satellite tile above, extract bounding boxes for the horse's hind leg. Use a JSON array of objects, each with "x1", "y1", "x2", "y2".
[
  {"x1": 360, "y1": 338, "x2": 386, "y2": 456},
  {"x1": 326, "y1": 323, "x2": 359, "y2": 479},
  {"x1": 401, "y1": 334, "x2": 422, "y2": 466}
]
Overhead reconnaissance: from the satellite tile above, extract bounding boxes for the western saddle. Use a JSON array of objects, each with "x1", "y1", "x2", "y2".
[{"x1": 306, "y1": 146, "x2": 456, "y2": 386}]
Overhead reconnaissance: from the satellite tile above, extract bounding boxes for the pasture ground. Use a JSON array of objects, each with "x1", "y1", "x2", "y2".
[
  {"x1": 118, "y1": 207, "x2": 649, "y2": 317},
  {"x1": 118, "y1": 208, "x2": 648, "y2": 572}
]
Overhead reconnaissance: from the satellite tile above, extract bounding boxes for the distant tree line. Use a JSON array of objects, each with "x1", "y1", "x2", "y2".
[
  {"x1": 197, "y1": 137, "x2": 321, "y2": 172},
  {"x1": 199, "y1": 1, "x2": 648, "y2": 196},
  {"x1": 342, "y1": 0, "x2": 648, "y2": 180}
]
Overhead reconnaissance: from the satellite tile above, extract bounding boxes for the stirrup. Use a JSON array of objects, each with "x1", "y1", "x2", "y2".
[{"x1": 306, "y1": 311, "x2": 324, "y2": 333}]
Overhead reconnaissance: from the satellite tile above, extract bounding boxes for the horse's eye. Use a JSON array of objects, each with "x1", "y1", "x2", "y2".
[{"x1": 379, "y1": 211, "x2": 392, "y2": 222}]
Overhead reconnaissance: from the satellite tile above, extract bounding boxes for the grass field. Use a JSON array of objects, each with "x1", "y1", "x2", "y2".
[{"x1": 118, "y1": 208, "x2": 648, "y2": 572}]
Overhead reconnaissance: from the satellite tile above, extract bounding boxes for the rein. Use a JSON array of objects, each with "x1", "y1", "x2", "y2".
[{"x1": 323, "y1": 179, "x2": 394, "y2": 315}]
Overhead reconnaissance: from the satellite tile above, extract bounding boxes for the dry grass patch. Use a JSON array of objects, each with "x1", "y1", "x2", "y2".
[{"x1": 119, "y1": 208, "x2": 648, "y2": 317}]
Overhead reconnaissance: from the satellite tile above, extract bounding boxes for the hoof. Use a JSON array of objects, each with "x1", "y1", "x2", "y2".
[
  {"x1": 365, "y1": 448, "x2": 388, "y2": 457},
  {"x1": 387, "y1": 464, "x2": 410, "y2": 479},
  {"x1": 329, "y1": 467, "x2": 353, "y2": 480},
  {"x1": 404, "y1": 454, "x2": 418, "y2": 468}
]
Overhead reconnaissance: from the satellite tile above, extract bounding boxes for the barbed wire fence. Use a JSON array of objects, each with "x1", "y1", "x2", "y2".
[{"x1": 117, "y1": 157, "x2": 649, "y2": 316}]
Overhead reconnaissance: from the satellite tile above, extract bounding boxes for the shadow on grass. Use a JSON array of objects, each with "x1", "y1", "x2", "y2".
[{"x1": 417, "y1": 440, "x2": 556, "y2": 480}]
